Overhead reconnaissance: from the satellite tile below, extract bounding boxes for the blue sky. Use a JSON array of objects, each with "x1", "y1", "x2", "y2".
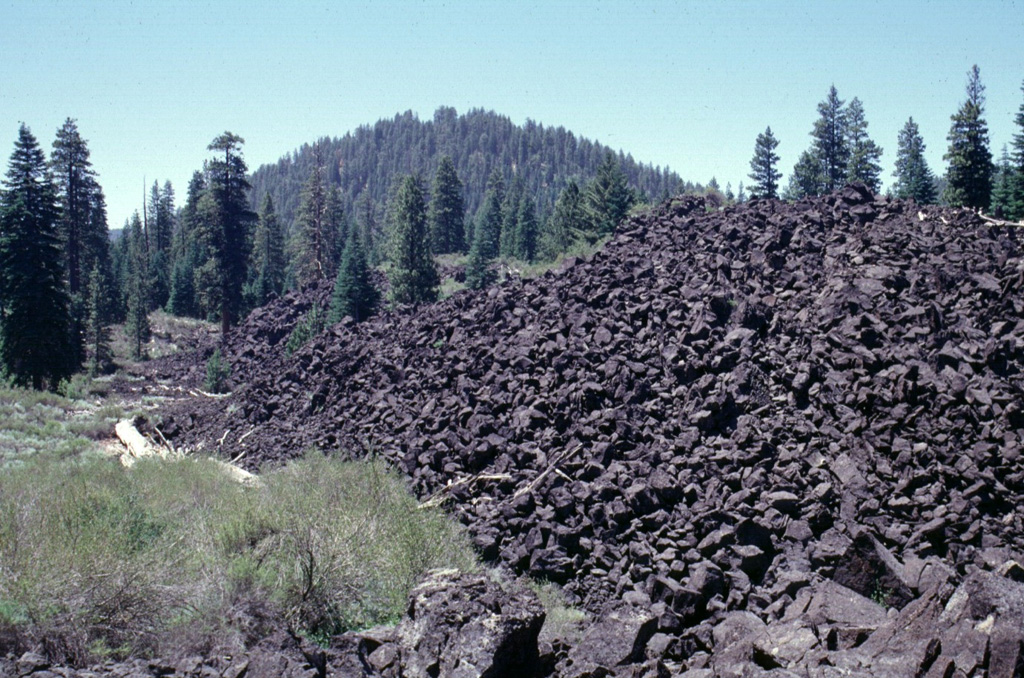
[{"x1": 1, "y1": 0, "x2": 1022, "y2": 228}]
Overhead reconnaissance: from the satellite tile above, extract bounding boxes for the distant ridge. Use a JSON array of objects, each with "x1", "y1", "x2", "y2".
[{"x1": 248, "y1": 107, "x2": 687, "y2": 235}]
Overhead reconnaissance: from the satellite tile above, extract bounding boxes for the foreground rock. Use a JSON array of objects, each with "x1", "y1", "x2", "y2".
[{"x1": 150, "y1": 185, "x2": 1024, "y2": 673}]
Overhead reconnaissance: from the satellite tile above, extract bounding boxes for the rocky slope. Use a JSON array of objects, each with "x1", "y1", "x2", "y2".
[{"x1": 154, "y1": 185, "x2": 1024, "y2": 674}]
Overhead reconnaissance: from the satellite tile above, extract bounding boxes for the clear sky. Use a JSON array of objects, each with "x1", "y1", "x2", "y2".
[{"x1": 1, "y1": 0, "x2": 1022, "y2": 229}]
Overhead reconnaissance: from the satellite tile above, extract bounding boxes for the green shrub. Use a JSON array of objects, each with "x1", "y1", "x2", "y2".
[
  {"x1": 284, "y1": 303, "x2": 326, "y2": 356},
  {"x1": 204, "y1": 348, "x2": 231, "y2": 394},
  {"x1": 0, "y1": 452, "x2": 476, "y2": 664}
]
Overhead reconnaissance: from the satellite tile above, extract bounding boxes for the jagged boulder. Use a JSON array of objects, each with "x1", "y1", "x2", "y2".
[{"x1": 379, "y1": 569, "x2": 545, "y2": 678}]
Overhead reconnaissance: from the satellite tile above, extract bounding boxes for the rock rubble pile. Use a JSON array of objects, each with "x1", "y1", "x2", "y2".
[{"x1": 157, "y1": 185, "x2": 1024, "y2": 674}]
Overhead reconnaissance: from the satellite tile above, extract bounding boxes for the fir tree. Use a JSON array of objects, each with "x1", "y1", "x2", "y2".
[
  {"x1": 466, "y1": 226, "x2": 497, "y2": 290},
  {"x1": 85, "y1": 263, "x2": 112, "y2": 376},
  {"x1": 428, "y1": 155, "x2": 465, "y2": 254},
  {"x1": 147, "y1": 180, "x2": 174, "y2": 309},
  {"x1": 844, "y1": 98, "x2": 883, "y2": 192},
  {"x1": 514, "y1": 194, "x2": 539, "y2": 262},
  {"x1": 812, "y1": 85, "x2": 850, "y2": 193},
  {"x1": 785, "y1": 150, "x2": 824, "y2": 200},
  {"x1": 893, "y1": 117, "x2": 938, "y2": 204},
  {"x1": 198, "y1": 132, "x2": 255, "y2": 334},
  {"x1": 51, "y1": 119, "x2": 109, "y2": 364},
  {"x1": 388, "y1": 175, "x2": 438, "y2": 305},
  {"x1": 248, "y1": 192, "x2": 285, "y2": 307},
  {"x1": 328, "y1": 228, "x2": 377, "y2": 323},
  {"x1": 944, "y1": 65, "x2": 993, "y2": 210},
  {"x1": 325, "y1": 184, "x2": 347, "y2": 278},
  {"x1": 124, "y1": 213, "x2": 151, "y2": 360},
  {"x1": 991, "y1": 146, "x2": 1015, "y2": 218},
  {"x1": 585, "y1": 151, "x2": 633, "y2": 238},
  {"x1": 167, "y1": 171, "x2": 205, "y2": 318},
  {"x1": 0, "y1": 124, "x2": 76, "y2": 388},
  {"x1": 294, "y1": 144, "x2": 330, "y2": 283},
  {"x1": 737, "y1": 182, "x2": 747, "y2": 203},
  {"x1": 1009, "y1": 79, "x2": 1024, "y2": 220},
  {"x1": 474, "y1": 168, "x2": 505, "y2": 260},
  {"x1": 541, "y1": 180, "x2": 584, "y2": 259},
  {"x1": 500, "y1": 175, "x2": 524, "y2": 258},
  {"x1": 748, "y1": 126, "x2": 781, "y2": 199}
]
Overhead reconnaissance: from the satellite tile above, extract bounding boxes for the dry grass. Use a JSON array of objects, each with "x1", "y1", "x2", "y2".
[{"x1": 0, "y1": 451, "x2": 477, "y2": 663}]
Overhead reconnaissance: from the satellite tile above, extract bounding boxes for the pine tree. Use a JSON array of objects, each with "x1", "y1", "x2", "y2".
[
  {"x1": 1009, "y1": 79, "x2": 1024, "y2": 221},
  {"x1": 514, "y1": 194, "x2": 539, "y2": 262},
  {"x1": 428, "y1": 155, "x2": 465, "y2": 254},
  {"x1": 944, "y1": 65, "x2": 993, "y2": 210},
  {"x1": 737, "y1": 182, "x2": 747, "y2": 203},
  {"x1": 585, "y1": 151, "x2": 633, "y2": 238},
  {"x1": 124, "y1": 213, "x2": 150, "y2": 360},
  {"x1": 325, "y1": 184, "x2": 347, "y2": 278},
  {"x1": 748, "y1": 126, "x2": 781, "y2": 199},
  {"x1": 85, "y1": 263, "x2": 112, "y2": 376},
  {"x1": 474, "y1": 168, "x2": 504, "y2": 260},
  {"x1": 51, "y1": 119, "x2": 108, "y2": 299},
  {"x1": 500, "y1": 175, "x2": 524, "y2": 258},
  {"x1": 541, "y1": 180, "x2": 584, "y2": 259},
  {"x1": 248, "y1": 192, "x2": 285, "y2": 307},
  {"x1": 294, "y1": 144, "x2": 330, "y2": 283},
  {"x1": 991, "y1": 146, "x2": 1015, "y2": 218},
  {"x1": 328, "y1": 228, "x2": 377, "y2": 323},
  {"x1": 812, "y1": 85, "x2": 849, "y2": 193},
  {"x1": 893, "y1": 117, "x2": 938, "y2": 204},
  {"x1": 146, "y1": 181, "x2": 170, "y2": 309},
  {"x1": 0, "y1": 124, "x2": 76, "y2": 388},
  {"x1": 51, "y1": 119, "x2": 109, "y2": 364},
  {"x1": 844, "y1": 98, "x2": 883, "y2": 192},
  {"x1": 466, "y1": 227, "x2": 497, "y2": 290},
  {"x1": 388, "y1": 175, "x2": 438, "y2": 305},
  {"x1": 198, "y1": 132, "x2": 255, "y2": 334},
  {"x1": 785, "y1": 150, "x2": 824, "y2": 200},
  {"x1": 167, "y1": 171, "x2": 205, "y2": 318}
]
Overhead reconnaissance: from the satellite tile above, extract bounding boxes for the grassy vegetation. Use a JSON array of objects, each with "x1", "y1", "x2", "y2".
[
  {"x1": 0, "y1": 451, "x2": 478, "y2": 664},
  {"x1": 530, "y1": 581, "x2": 587, "y2": 644},
  {"x1": 0, "y1": 384, "x2": 126, "y2": 465}
]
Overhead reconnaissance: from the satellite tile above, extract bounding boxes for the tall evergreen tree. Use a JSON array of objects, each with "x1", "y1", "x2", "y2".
[
  {"x1": 428, "y1": 155, "x2": 465, "y2": 254},
  {"x1": 893, "y1": 117, "x2": 938, "y2": 204},
  {"x1": 388, "y1": 175, "x2": 438, "y2": 305},
  {"x1": 514, "y1": 194, "x2": 539, "y2": 262},
  {"x1": 500, "y1": 175, "x2": 524, "y2": 258},
  {"x1": 198, "y1": 132, "x2": 254, "y2": 334},
  {"x1": 325, "y1": 184, "x2": 347, "y2": 278},
  {"x1": 167, "y1": 171, "x2": 205, "y2": 318},
  {"x1": 944, "y1": 65, "x2": 993, "y2": 210},
  {"x1": 85, "y1": 263, "x2": 112, "y2": 376},
  {"x1": 474, "y1": 168, "x2": 505, "y2": 260},
  {"x1": 748, "y1": 126, "x2": 781, "y2": 199},
  {"x1": 146, "y1": 180, "x2": 173, "y2": 309},
  {"x1": 0, "y1": 124, "x2": 76, "y2": 388},
  {"x1": 466, "y1": 226, "x2": 497, "y2": 290},
  {"x1": 51, "y1": 119, "x2": 109, "y2": 363},
  {"x1": 124, "y1": 213, "x2": 150, "y2": 360},
  {"x1": 50, "y1": 119, "x2": 107, "y2": 299},
  {"x1": 294, "y1": 145, "x2": 330, "y2": 284},
  {"x1": 812, "y1": 85, "x2": 849, "y2": 193},
  {"x1": 991, "y1": 146, "x2": 1015, "y2": 218},
  {"x1": 784, "y1": 150, "x2": 823, "y2": 200},
  {"x1": 541, "y1": 180, "x2": 584, "y2": 259},
  {"x1": 328, "y1": 227, "x2": 377, "y2": 323},
  {"x1": 584, "y1": 150, "x2": 633, "y2": 239},
  {"x1": 844, "y1": 98, "x2": 883, "y2": 192},
  {"x1": 248, "y1": 192, "x2": 286, "y2": 307},
  {"x1": 1009, "y1": 79, "x2": 1024, "y2": 220}
]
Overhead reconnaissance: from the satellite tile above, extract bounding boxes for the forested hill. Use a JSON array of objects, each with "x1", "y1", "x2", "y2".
[{"x1": 249, "y1": 107, "x2": 687, "y2": 234}]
